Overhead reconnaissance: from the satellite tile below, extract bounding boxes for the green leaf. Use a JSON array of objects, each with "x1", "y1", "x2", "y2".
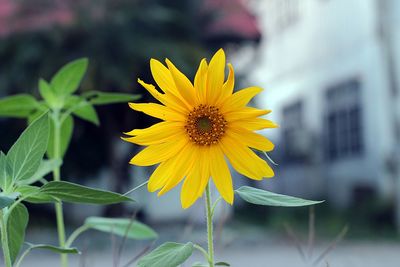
[
  {"x1": 215, "y1": 262, "x2": 230, "y2": 266},
  {"x1": 16, "y1": 185, "x2": 57, "y2": 204},
  {"x1": 73, "y1": 102, "x2": 99, "y2": 125},
  {"x1": 138, "y1": 242, "x2": 194, "y2": 267},
  {"x1": 0, "y1": 194, "x2": 14, "y2": 209},
  {"x1": 84, "y1": 91, "x2": 141, "y2": 105},
  {"x1": 65, "y1": 95, "x2": 99, "y2": 125},
  {"x1": 8, "y1": 203, "x2": 29, "y2": 264},
  {"x1": 0, "y1": 94, "x2": 39, "y2": 118},
  {"x1": 0, "y1": 151, "x2": 12, "y2": 191},
  {"x1": 17, "y1": 159, "x2": 62, "y2": 186},
  {"x1": 40, "y1": 181, "x2": 133, "y2": 204},
  {"x1": 27, "y1": 108, "x2": 48, "y2": 125},
  {"x1": 39, "y1": 79, "x2": 60, "y2": 109},
  {"x1": 235, "y1": 186, "x2": 324, "y2": 207},
  {"x1": 7, "y1": 113, "x2": 50, "y2": 182},
  {"x1": 26, "y1": 243, "x2": 80, "y2": 254},
  {"x1": 47, "y1": 115, "x2": 74, "y2": 158},
  {"x1": 84, "y1": 217, "x2": 157, "y2": 240},
  {"x1": 51, "y1": 58, "x2": 88, "y2": 96}
]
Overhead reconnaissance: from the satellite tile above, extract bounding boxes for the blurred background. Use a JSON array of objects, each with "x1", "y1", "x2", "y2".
[{"x1": 1, "y1": 0, "x2": 400, "y2": 266}]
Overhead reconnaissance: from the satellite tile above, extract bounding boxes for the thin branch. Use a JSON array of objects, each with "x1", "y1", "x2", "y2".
[
  {"x1": 115, "y1": 212, "x2": 137, "y2": 267},
  {"x1": 284, "y1": 223, "x2": 306, "y2": 261},
  {"x1": 307, "y1": 206, "x2": 315, "y2": 260},
  {"x1": 312, "y1": 225, "x2": 349, "y2": 266},
  {"x1": 121, "y1": 241, "x2": 155, "y2": 267}
]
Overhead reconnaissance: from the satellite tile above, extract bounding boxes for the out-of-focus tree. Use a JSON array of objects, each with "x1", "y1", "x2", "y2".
[{"x1": 0, "y1": 0, "x2": 261, "y2": 218}]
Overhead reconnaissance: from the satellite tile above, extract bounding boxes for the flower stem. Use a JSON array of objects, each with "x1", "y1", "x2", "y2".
[
  {"x1": 205, "y1": 183, "x2": 215, "y2": 267},
  {"x1": 0, "y1": 210, "x2": 12, "y2": 267},
  {"x1": 52, "y1": 115, "x2": 68, "y2": 267}
]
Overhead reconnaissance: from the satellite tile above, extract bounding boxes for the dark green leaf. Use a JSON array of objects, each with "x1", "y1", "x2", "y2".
[
  {"x1": 0, "y1": 94, "x2": 38, "y2": 118},
  {"x1": 138, "y1": 242, "x2": 194, "y2": 267},
  {"x1": 18, "y1": 159, "x2": 62, "y2": 186},
  {"x1": 215, "y1": 262, "x2": 230, "y2": 266},
  {"x1": 8, "y1": 203, "x2": 29, "y2": 264},
  {"x1": 85, "y1": 217, "x2": 157, "y2": 240},
  {"x1": 47, "y1": 115, "x2": 74, "y2": 158},
  {"x1": 0, "y1": 194, "x2": 14, "y2": 209},
  {"x1": 16, "y1": 185, "x2": 57, "y2": 204},
  {"x1": 236, "y1": 186, "x2": 324, "y2": 207},
  {"x1": 0, "y1": 151, "x2": 12, "y2": 191},
  {"x1": 84, "y1": 91, "x2": 141, "y2": 105},
  {"x1": 39, "y1": 79, "x2": 60, "y2": 108},
  {"x1": 40, "y1": 181, "x2": 133, "y2": 204},
  {"x1": 26, "y1": 243, "x2": 80, "y2": 254},
  {"x1": 51, "y1": 58, "x2": 88, "y2": 96},
  {"x1": 7, "y1": 113, "x2": 50, "y2": 182}
]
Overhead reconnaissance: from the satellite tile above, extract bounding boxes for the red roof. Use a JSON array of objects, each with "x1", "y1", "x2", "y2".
[
  {"x1": 0, "y1": 0, "x2": 261, "y2": 44},
  {"x1": 202, "y1": 0, "x2": 261, "y2": 43}
]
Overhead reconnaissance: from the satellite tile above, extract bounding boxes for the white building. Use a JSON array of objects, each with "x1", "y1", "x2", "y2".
[{"x1": 231, "y1": 0, "x2": 400, "y2": 208}]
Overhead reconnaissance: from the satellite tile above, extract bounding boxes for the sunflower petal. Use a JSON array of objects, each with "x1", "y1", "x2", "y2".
[
  {"x1": 194, "y1": 58, "x2": 208, "y2": 103},
  {"x1": 229, "y1": 117, "x2": 279, "y2": 131},
  {"x1": 209, "y1": 145, "x2": 234, "y2": 204},
  {"x1": 137, "y1": 79, "x2": 188, "y2": 114},
  {"x1": 128, "y1": 102, "x2": 186, "y2": 121},
  {"x1": 165, "y1": 59, "x2": 197, "y2": 106},
  {"x1": 123, "y1": 121, "x2": 184, "y2": 145},
  {"x1": 181, "y1": 159, "x2": 202, "y2": 209},
  {"x1": 216, "y1": 63, "x2": 235, "y2": 105},
  {"x1": 224, "y1": 108, "x2": 271, "y2": 121},
  {"x1": 221, "y1": 86, "x2": 263, "y2": 113},
  {"x1": 220, "y1": 134, "x2": 274, "y2": 180},
  {"x1": 157, "y1": 143, "x2": 196, "y2": 196},
  {"x1": 148, "y1": 161, "x2": 173, "y2": 192},
  {"x1": 150, "y1": 59, "x2": 179, "y2": 95},
  {"x1": 230, "y1": 127, "x2": 275, "y2": 152},
  {"x1": 207, "y1": 49, "x2": 226, "y2": 104},
  {"x1": 129, "y1": 134, "x2": 187, "y2": 166},
  {"x1": 197, "y1": 147, "x2": 211, "y2": 198}
]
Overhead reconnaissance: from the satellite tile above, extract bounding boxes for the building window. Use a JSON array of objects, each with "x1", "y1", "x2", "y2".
[
  {"x1": 324, "y1": 79, "x2": 363, "y2": 161},
  {"x1": 282, "y1": 100, "x2": 304, "y2": 163}
]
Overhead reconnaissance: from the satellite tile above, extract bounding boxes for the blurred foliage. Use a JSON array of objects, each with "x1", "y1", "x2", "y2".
[
  {"x1": 235, "y1": 198, "x2": 398, "y2": 239},
  {"x1": 0, "y1": 0, "x2": 215, "y2": 182},
  {"x1": 0, "y1": 0, "x2": 235, "y2": 217}
]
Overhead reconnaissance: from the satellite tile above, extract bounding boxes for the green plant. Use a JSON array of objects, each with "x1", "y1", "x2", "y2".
[
  {"x1": 0, "y1": 58, "x2": 151, "y2": 267},
  {"x1": 0, "y1": 113, "x2": 142, "y2": 267}
]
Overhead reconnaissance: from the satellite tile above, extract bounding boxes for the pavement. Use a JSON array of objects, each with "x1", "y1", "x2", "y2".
[
  {"x1": 5, "y1": 223, "x2": 400, "y2": 267},
  {"x1": 13, "y1": 239, "x2": 400, "y2": 267}
]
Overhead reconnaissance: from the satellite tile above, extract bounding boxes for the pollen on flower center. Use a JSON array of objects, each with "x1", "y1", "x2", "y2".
[{"x1": 185, "y1": 104, "x2": 227, "y2": 146}]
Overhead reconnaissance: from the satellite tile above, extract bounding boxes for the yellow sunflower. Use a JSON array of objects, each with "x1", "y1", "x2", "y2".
[{"x1": 123, "y1": 49, "x2": 278, "y2": 209}]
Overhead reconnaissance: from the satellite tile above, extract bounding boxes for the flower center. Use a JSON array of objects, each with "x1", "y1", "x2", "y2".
[{"x1": 185, "y1": 104, "x2": 227, "y2": 146}]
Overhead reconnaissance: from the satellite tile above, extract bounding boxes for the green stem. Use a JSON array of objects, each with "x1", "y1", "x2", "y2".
[
  {"x1": 123, "y1": 181, "x2": 148, "y2": 196},
  {"x1": 193, "y1": 244, "x2": 209, "y2": 262},
  {"x1": 15, "y1": 246, "x2": 33, "y2": 267},
  {"x1": 210, "y1": 196, "x2": 222, "y2": 218},
  {"x1": 205, "y1": 183, "x2": 215, "y2": 267},
  {"x1": 52, "y1": 115, "x2": 68, "y2": 267},
  {"x1": 0, "y1": 210, "x2": 12, "y2": 267},
  {"x1": 65, "y1": 225, "x2": 89, "y2": 248}
]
